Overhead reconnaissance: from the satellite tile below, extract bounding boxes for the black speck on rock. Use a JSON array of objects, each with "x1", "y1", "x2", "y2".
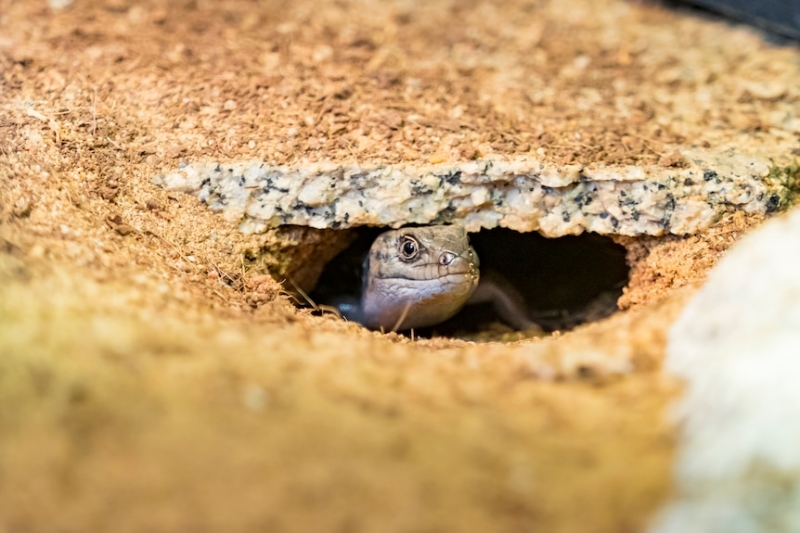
[
  {"x1": 766, "y1": 193, "x2": 781, "y2": 212},
  {"x1": 442, "y1": 170, "x2": 462, "y2": 185}
]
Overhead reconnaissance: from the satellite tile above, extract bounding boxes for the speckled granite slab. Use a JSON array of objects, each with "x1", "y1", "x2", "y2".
[{"x1": 154, "y1": 151, "x2": 787, "y2": 237}]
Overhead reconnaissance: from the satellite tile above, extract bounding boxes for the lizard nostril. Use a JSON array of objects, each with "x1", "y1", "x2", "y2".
[{"x1": 439, "y1": 252, "x2": 455, "y2": 266}]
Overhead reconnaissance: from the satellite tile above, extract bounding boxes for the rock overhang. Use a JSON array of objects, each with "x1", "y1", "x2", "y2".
[{"x1": 154, "y1": 150, "x2": 791, "y2": 237}]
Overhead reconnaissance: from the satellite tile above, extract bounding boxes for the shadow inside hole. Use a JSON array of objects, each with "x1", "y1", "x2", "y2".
[
  {"x1": 435, "y1": 228, "x2": 628, "y2": 336},
  {"x1": 307, "y1": 226, "x2": 384, "y2": 311},
  {"x1": 308, "y1": 227, "x2": 629, "y2": 337}
]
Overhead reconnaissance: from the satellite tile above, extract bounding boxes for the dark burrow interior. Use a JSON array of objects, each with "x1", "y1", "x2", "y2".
[{"x1": 307, "y1": 227, "x2": 630, "y2": 339}]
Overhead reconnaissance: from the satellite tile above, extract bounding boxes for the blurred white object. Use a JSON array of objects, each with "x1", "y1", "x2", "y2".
[
  {"x1": 48, "y1": 0, "x2": 73, "y2": 9},
  {"x1": 651, "y1": 208, "x2": 800, "y2": 533}
]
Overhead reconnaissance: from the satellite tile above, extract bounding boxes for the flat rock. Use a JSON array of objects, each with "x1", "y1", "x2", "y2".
[{"x1": 154, "y1": 150, "x2": 787, "y2": 237}]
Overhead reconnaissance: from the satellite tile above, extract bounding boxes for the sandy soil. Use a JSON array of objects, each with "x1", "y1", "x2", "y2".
[{"x1": 1, "y1": 0, "x2": 799, "y2": 531}]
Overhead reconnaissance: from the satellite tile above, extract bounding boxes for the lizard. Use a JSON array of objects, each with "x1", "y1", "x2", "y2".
[{"x1": 333, "y1": 225, "x2": 542, "y2": 332}]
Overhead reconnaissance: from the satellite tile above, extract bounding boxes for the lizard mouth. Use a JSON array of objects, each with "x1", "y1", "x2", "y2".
[
  {"x1": 438, "y1": 258, "x2": 479, "y2": 286},
  {"x1": 379, "y1": 254, "x2": 479, "y2": 285}
]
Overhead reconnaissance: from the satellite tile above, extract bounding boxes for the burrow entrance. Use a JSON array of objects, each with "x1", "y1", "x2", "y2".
[{"x1": 305, "y1": 227, "x2": 629, "y2": 339}]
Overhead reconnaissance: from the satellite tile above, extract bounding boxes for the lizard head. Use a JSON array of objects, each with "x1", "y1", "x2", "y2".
[{"x1": 360, "y1": 225, "x2": 480, "y2": 331}]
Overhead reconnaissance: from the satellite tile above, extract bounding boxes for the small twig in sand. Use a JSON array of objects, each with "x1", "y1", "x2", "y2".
[
  {"x1": 91, "y1": 87, "x2": 98, "y2": 136},
  {"x1": 288, "y1": 278, "x2": 318, "y2": 311},
  {"x1": 390, "y1": 301, "x2": 412, "y2": 333},
  {"x1": 286, "y1": 279, "x2": 342, "y2": 319},
  {"x1": 26, "y1": 106, "x2": 61, "y2": 144}
]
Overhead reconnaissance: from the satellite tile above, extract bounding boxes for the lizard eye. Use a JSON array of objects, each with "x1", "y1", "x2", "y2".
[{"x1": 398, "y1": 236, "x2": 420, "y2": 260}]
